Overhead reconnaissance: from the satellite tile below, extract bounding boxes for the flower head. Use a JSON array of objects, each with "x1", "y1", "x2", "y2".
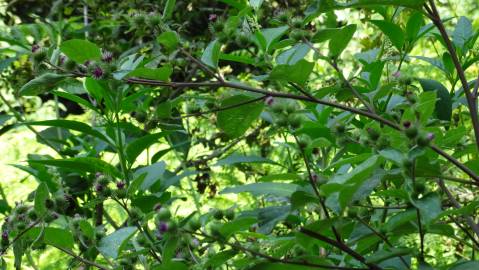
[
  {"x1": 31, "y1": 44, "x2": 40, "y2": 53},
  {"x1": 101, "y1": 50, "x2": 113, "y2": 63},
  {"x1": 92, "y1": 66, "x2": 104, "y2": 79},
  {"x1": 265, "y1": 96, "x2": 274, "y2": 106},
  {"x1": 209, "y1": 14, "x2": 218, "y2": 21}
]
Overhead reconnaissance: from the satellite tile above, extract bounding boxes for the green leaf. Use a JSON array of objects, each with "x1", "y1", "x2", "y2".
[
  {"x1": 257, "y1": 26, "x2": 289, "y2": 52},
  {"x1": 406, "y1": 12, "x2": 424, "y2": 42},
  {"x1": 453, "y1": 16, "x2": 473, "y2": 50},
  {"x1": 214, "y1": 154, "x2": 277, "y2": 166},
  {"x1": 201, "y1": 39, "x2": 221, "y2": 68},
  {"x1": 134, "y1": 162, "x2": 166, "y2": 191},
  {"x1": 60, "y1": 39, "x2": 101, "y2": 63},
  {"x1": 220, "y1": 182, "x2": 300, "y2": 197},
  {"x1": 26, "y1": 119, "x2": 111, "y2": 144},
  {"x1": 19, "y1": 73, "x2": 68, "y2": 96},
  {"x1": 276, "y1": 43, "x2": 310, "y2": 65},
  {"x1": 329, "y1": 24, "x2": 357, "y2": 57},
  {"x1": 269, "y1": 59, "x2": 314, "y2": 86},
  {"x1": 53, "y1": 91, "x2": 99, "y2": 113},
  {"x1": 411, "y1": 193, "x2": 442, "y2": 224},
  {"x1": 157, "y1": 31, "x2": 180, "y2": 51},
  {"x1": 126, "y1": 132, "x2": 171, "y2": 164},
  {"x1": 28, "y1": 157, "x2": 122, "y2": 178},
  {"x1": 153, "y1": 262, "x2": 188, "y2": 270},
  {"x1": 371, "y1": 20, "x2": 405, "y2": 50},
  {"x1": 217, "y1": 95, "x2": 264, "y2": 138},
  {"x1": 34, "y1": 182, "x2": 49, "y2": 216},
  {"x1": 418, "y1": 79, "x2": 452, "y2": 122},
  {"x1": 450, "y1": 261, "x2": 479, "y2": 270},
  {"x1": 219, "y1": 217, "x2": 257, "y2": 237},
  {"x1": 127, "y1": 65, "x2": 173, "y2": 81},
  {"x1": 205, "y1": 250, "x2": 237, "y2": 268},
  {"x1": 163, "y1": 0, "x2": 176, "y2": 19},
  {"x1": 366, "y1": 248, "x2": 411, "y2": 264},
  {"x1": 98, "y1": 227, "x2": 136, "y2": 259},
  {"x1": 249, "y1": 262, "x2": 320, "y2": 270},
  {"x1": 311, "y1": 0, "x2": 425, "y2": 14},
  {"x1": 27, "y1": 227, "x2": 74, "y2": 250}
]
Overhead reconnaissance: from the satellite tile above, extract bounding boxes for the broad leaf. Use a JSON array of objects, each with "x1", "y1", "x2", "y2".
[
  {"x1": 201, "y1": 39, "x2": 221, "y2": 68},
  {"x1": 60, "y1": 39, "x2": 101, "y2": 63},
  {"x1": 418, "y1": 79, "x2": 452, "y2": 122},
  {"x1": 269, "y1": 59, "x2": 314, "y2": 86},
  {"x1": 329, "y1": 24, "x2": 357, "y2": 57},
  {"x1": 19, "y1": 73, "x2": 68, "y2": 96},
  {"x1": 34, "y1": 182, "x2": 49, "y2": 216},
  {"x1": 98, "y1": 227, "x2": 137, "y2": 259},
  {"x1": 371, "y1": 20, "x2": 405, "y2": 50},
  {"x1": 28, "y1": 157, "x2": 122, "y2": 178},
  {"x1": 217, "y1": 95, "x2": 264, "y2": 138}
]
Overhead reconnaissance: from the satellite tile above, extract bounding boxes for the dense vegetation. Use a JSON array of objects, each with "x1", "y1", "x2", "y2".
[{"x1": 1, "y1": 0, "x2": 479, "y2": 269}]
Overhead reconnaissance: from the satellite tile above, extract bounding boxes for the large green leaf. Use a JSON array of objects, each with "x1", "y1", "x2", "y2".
[
  {"x1": 19, "y1": 73, "x2": 68, "y2": 96},
  {"x1": 28, "y1": 157, "x2": 122, "y2": 178},
  {"x1": 312, "y1": 0, "x2": 425, "y2": 14},
  {"x1": 370, "y1": 20, "x2": 405, "y2": 50},
  {"x1": 60, "y1": 39, "x2": 101, "y2": 63},
  {"x1": 256, "y1": 26, "x2": 289, "y2": 52},
  {"x1": 453, "y1": 16, "x2": 473, "y2": 50},
  {"x1": 450, "y1": 261, "x2": 479, "y2": 270},
  {"x1": 418, "y1": 79, "x2": 452, "y2": 122},
  {"x1": 329, "y1": 24, "x2": 357, "y2": 57},
  {"x1": 26, "y1": 119, "x2": 112, "y2": 144},
  {"x1": 127, "y1": 65, "x2": 173, "y2": 81},
  {"x1": 201, "y1": 39, "x2": 221, "y2": 68},
  {"x1": 220, "y1": 182, "x2": 299, "y2": 197},
  {"x1": 217, "y1": 95, "x2": 264, "y2": 138},
  {"x1": 163, "y1": 0, "x2": 176, "y2": 19},
  {"x1": 269, "y1": 59, "x2": 314, "y2": 86},
  {"x1": 98, "y1": 227, "x2": 137, "y2": 259},
  {"x1": 126, "y1": 132, "x2": 171, "y2": 164},
  {"x1": 27, "y1": 227, "x2": 74, "y2": 250}
]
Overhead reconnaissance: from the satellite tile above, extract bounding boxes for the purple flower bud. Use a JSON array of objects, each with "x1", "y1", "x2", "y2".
[
  {"x1": 101, "y1": 51, "x2": 114, "y2": 63},
  {"x1": 92, "y1": 66, "x2": 104, "y2": 79},
  {"x1": 265, "y1": 96, "x2": 274, "y2": 106},
  {"x1": 191, "y1": 237, "x2": 200, "y2": 247},
  {"x1": 209, "y1": 14, "x2": 218, "y2": 21},
  {"x1": 2, "y1": 231, "x2": 8, "y2": 241},
  {"x1": 95, "y1": 172, "x2": 103, "y2": 178},
  {"x1": 402, "y1": 121, "x2": 411, "y2": 129},
  {"x1": 31, "y1": 44, "x2": 40, "y2": 53},
  {"x1": 159, "y1": 222, "x2": 169, "y2": 233},
  {"x1": 311, "y1": 173, "x2": 318, "y2": 183},
  {"x1": 51, "y1": 212, "x2": 59, "y2": 220},
  {"x1": 154, "y1": 203, "x2": 162, "y2": 211},
  {"x1": 116, "y1": 181, "x2": 125, "y2": 189},
  {"x1": 84, "y1": 60, "x2": 91, "y2": 67},
  {"x1": 95, "y1": 183, "x2": 104, "y2": 192},
  {"x1": 392, "y1": 71, "x2": 401, "y2": 78},
  {"x1": 59, "y1": 55, "x2": 66, "y2": 65},
  {"x1": 426, "y1": 132, "x2": 435, "y2": 141}
]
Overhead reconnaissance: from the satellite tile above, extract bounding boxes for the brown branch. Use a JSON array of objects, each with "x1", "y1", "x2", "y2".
[
  {"x1": 53, "y1": 245, "x2": 110, "y2": 270},
  {"x1": 425, "y1": 0, "x2": 479, "y2": 150},
  {"x1": 300, "y1": 228, "x2": 383, "y2": 270}
]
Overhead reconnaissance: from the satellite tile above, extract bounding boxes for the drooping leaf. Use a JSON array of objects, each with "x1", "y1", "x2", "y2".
[
  {"x1": 217, "y1": 95, "x2": 264, "y2": 138},
  {"x1": 28, "y1": 157, "x2": 122, "y2": 178},
  {"x1": 27, "y1": 227, "x2": 74, "y2": 250},
  {"x1": 19, "y1": 73, "x2": 68, "y2": 96},
  {"x1": 60, "y1": 39, "x2": 101, "y2": 63},
  {"x1": 157, "y1": 31, "x2": 180, "y2": 51}
]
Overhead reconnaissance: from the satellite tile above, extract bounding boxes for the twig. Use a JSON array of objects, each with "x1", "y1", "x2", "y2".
[
  {"x1": 53, "y1": 245, "x2": 110, "y2": 270},
  {"x1": 300, "y1": 228, "x2": 383, "y2": 270}
]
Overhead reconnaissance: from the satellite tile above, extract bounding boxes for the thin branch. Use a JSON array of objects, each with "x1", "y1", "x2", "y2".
[
  {"x1": 300, "y1": 228, "x2": 383, "y2": 270},
  {"x1": 53, "y1": 245, "x2": 110, "y2": 270},
  {"x1": 185, "y1": 229, "x2": 366, "y2": 270},
  {"x1": 437, "y1": 179, "x2": 479, "y2": 238},
  {"x1": 425, "y1": 0, "x2": 479, "y2": 150}
]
